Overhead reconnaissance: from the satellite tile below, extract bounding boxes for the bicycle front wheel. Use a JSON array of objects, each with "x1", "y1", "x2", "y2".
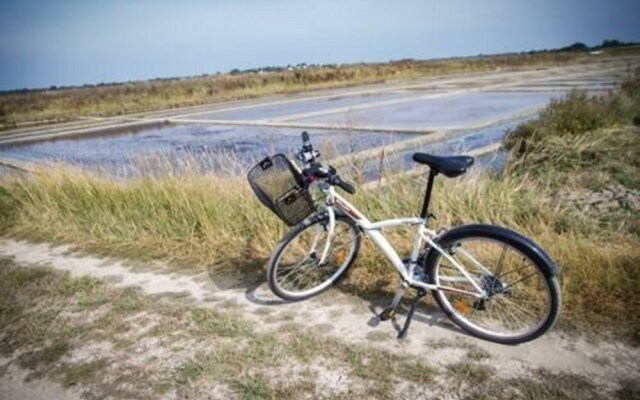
[
  {"x1": 267, "y1": 212, "x2": 361, "y2": 301},
  {"x1": 425, "y1": 224, "x2": 561, "y2": 344}
]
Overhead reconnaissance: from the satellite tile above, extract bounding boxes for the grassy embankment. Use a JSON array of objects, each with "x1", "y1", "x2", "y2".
[
  {"x1": 0, "y1": 69, "x2": 639, "y2": 341},
  {"x1": 0, "y1": 49, "x2": 636, "y2": 126}
]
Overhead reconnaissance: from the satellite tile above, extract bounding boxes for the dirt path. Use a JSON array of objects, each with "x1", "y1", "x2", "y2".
[
  {"x1": 1, "y1": 238, "x2": 638, "y2": 399},
  {"x1": 0, "y1": 359, "x2": 82, "y2": 400}
]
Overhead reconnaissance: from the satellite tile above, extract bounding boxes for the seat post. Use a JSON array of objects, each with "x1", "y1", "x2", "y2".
[{"x1": 420, "y1": 169, "x2": 438, "y2": 219}]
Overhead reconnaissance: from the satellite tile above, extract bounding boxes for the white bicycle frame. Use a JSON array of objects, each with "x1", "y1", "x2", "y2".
[{"x1": 317, "y1": 184, "x2": 489, "y2": 299}]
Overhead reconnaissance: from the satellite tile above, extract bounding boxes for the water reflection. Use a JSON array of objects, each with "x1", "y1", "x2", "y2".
[{"x1": 0, "y1": 117, "x2": 526, "y2": 181}]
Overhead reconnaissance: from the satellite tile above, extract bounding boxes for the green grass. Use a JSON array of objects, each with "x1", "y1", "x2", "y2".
[
  {"x1": 461, "y1": 370, "x2": 602, "y2": 400},
  {"x1": 502, "y1": 370, "x2": 599, "y2": 400},
  {"x1": 398, "y1": 360, "x2": 438, "y2": 384},
  {"x1": 446, "y1": 361, "x2": 494, "y2": 385},
  {"x1": 18, "y1": 339, "x2": 70, "y2": 370},
  {"x1": 230, "y1": 375, "x2": 281, "y2": 400},
  {"x1": 1, "y1": 50, "x2": 635, "y2": 126},
  {"x1": 190, "y1": 308, "x2": 254, "y2": 337},
  {"x1": 61, "y1": 359, "x2": 108, "y2": 387},
  {"x1": 175, "y1": 360, "x2": 204, "y2": 384},
  {"x1": 426, "y1": 337, "x2": 492, "y2": 362}
]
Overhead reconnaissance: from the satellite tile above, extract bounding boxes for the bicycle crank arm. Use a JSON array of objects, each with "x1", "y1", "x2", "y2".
[{"x1": 379, "y1": 282, "x2": 407, "y2": 321}]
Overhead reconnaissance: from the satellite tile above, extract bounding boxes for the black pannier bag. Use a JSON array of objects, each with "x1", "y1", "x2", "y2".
[{"x1": 247, "y1": 154, "x2": 316, "y2": 226}]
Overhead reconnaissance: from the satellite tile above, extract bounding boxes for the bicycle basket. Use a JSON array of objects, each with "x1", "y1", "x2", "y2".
[{"x1": 247, "y1": 154, "x2": 316, "y2": 226}]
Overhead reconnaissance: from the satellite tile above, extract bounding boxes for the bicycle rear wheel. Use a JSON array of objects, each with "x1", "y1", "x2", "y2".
[
  {"x1": 425, "y1": 224, "x2": 561, "y2": 344},
  {"x1": 267, "y1": 212, "x2": 361, "y2": 301}
]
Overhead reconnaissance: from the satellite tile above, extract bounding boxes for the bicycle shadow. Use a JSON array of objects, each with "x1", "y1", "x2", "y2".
[
  {"x1": 205, "y1": 257, "x2": 468, "y2": 338},
  {"x1": 250, "y1": 275, "x2": 464, "y2": 337},
  {"x1": 205, "y1": 256, "x2": 291, "y2": 306},
  {"x1": 364, "y1": 301, "x2": 466, "y2": 337},
  {"x1": 204, "y1": 256, "x2": 266, "y2": 290}
]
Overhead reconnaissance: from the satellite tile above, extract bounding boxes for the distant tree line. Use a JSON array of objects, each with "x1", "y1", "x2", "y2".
[{"x1": 525, "y1": 39, "x2": 638, "y2": 54}]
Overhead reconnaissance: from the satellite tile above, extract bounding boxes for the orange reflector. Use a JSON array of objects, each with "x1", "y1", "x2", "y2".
[
  {"x1": 335, "y1": 250, "x2": 347, "y2": 264},
  {"x1": 454, "y1": 300, "x2": 470, "y2": 315}
]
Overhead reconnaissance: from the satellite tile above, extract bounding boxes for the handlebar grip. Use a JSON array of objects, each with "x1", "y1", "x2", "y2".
[{"x1": 335, "y1": 177, "x2": 356, "y2": 195}]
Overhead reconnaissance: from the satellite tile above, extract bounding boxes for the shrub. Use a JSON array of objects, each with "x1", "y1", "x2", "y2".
[{"x1": 504, "y1": 67, "x2": 640, "y2": 163}]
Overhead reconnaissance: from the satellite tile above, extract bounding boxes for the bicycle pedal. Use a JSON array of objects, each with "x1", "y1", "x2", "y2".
[{"x1": 379, "y1": 308, "x2": 396, "y2": 321}]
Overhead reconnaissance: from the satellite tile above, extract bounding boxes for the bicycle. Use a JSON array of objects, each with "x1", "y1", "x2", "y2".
[{"x1": 247, "y1": 132, "x2": 561, "y2": 344}]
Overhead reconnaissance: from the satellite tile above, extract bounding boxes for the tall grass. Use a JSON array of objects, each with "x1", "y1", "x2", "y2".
[
  {"x1": 504, "y1": 67, "x2": 640, "y2": 167},
  {"x1": 3, "y1": 166, "x2": 285, "y2": 270},
  {"x1": 1, "y1": 146, "x2": 638, "y2": 339}
]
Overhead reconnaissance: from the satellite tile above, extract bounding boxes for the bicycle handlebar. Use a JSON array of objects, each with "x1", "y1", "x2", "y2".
[
  {"x1": 332, "y1": 174, "x2": 356, "y2": 195},
  {"x1": 298, "y1": 132, "x2": 356, "y2": 195}
]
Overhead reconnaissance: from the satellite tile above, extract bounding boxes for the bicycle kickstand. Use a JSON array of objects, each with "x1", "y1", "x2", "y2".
[{"x1": 397, "y1": 289, "x2": 427, "y2": 339}]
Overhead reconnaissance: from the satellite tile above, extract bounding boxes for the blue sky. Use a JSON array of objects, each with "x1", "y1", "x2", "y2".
[{"x1": 0, "y1": 0, "x2": 638, "y2": 91}]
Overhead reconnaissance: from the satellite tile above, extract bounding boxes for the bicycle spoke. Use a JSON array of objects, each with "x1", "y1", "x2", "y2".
[
  {"x1": 504, "y1": 271, "x2": 539, "y2": 290},
  {"x1": 491, "y1": 298, "x2": 526, "y2": 330},
  {"x1": 279, "y1": 256, "x2": 313, "y2": 280},
  {"x1": 494, "y1": 295, "x2": 540, "y2": 325},
  {"x1": 280, "y1": 259, "x2": 315, "y2": 288},
  {"x1": 494, "y1": 244, "x2": 508, "y2": 277},
  {"x1": 274, "y1": 219, "x2": 359, "y2": 296},
  {"x1": 436, "y1": 236, "x2": 552, "y2": 338},
  {"x1": 291, "y1": 260, "x2": 322, "y2": 288}
]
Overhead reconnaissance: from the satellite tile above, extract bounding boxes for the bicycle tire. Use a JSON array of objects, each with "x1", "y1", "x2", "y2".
[
  {"x1": 267, "y1": 212, "x2": 361, "y2": 301},
  {"x1": 425, "y1": 224, "x2": 561, "y2": 344}
]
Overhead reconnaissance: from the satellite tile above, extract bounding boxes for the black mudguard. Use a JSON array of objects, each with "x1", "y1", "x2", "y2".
[{"x1": 425, "y1": 224, "x2": 561, "y2": 277}]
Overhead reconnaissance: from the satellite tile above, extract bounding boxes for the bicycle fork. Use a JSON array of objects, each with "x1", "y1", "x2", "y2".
[{"x1": 309, "y1": 207, "x2": 336, "y2": 265}]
